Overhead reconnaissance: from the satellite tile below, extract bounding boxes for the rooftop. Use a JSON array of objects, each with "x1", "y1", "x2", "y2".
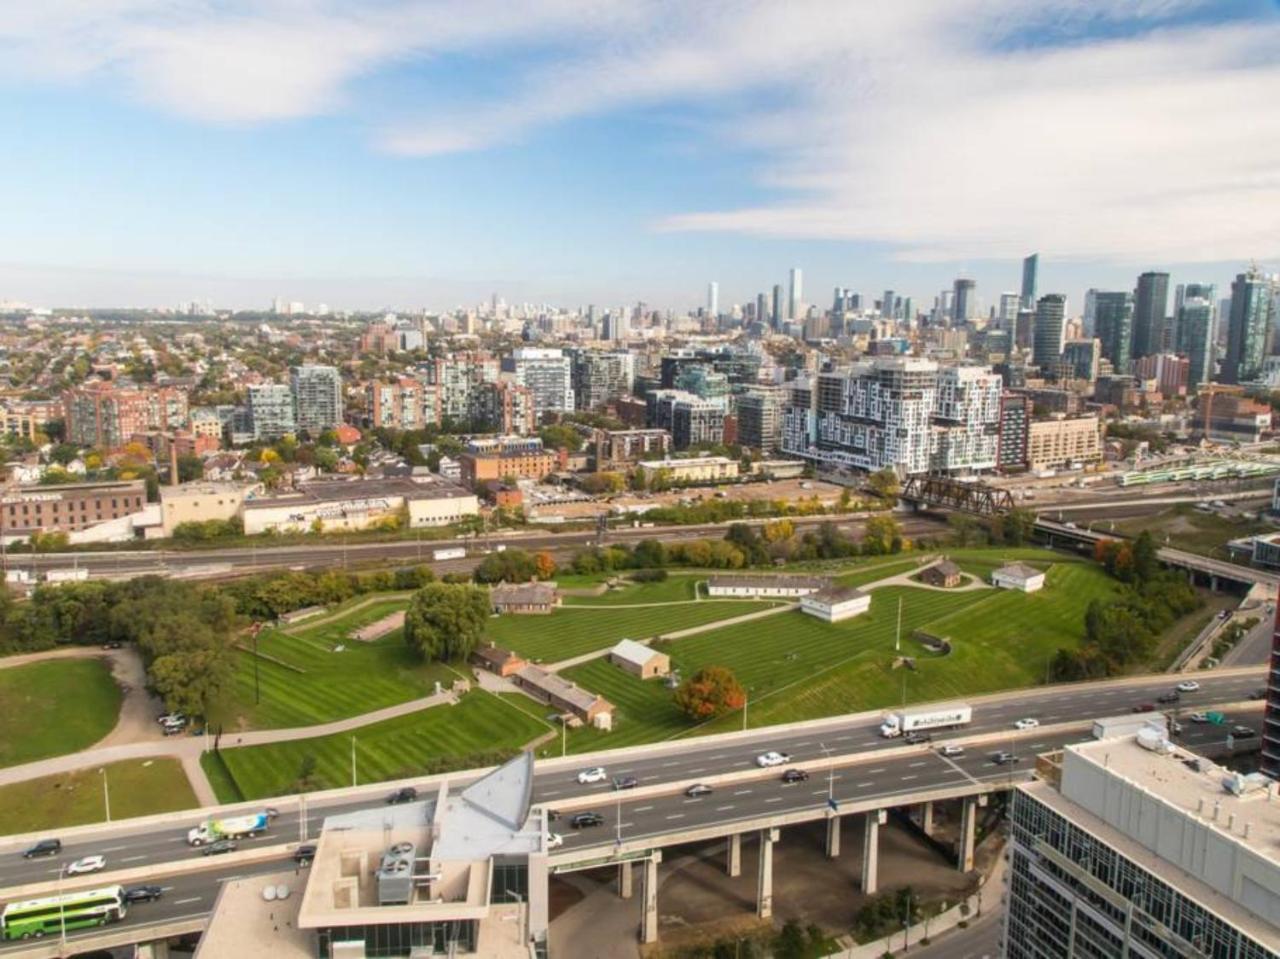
[
  {"x1": 610, "y1": 638, "x2": 661, "y2": 667},
  {"x1": 491, "y1": 582, "x2": 558, "y2": 605},
  {"x1": 707, "y1": 573, "x2": 833, "y2": 590},
  {"x1": 243, "y1": 476, "x2": 472, "y2": 509},
  {"x1": 515, "y1": 665, "x2": 613, "y2": 715},
  {"x1": 994, "y1": 562, "x2": 1043, "y2": 579},
  {"x1": 195, "y1": 869, "x2": 310, "y2": 959},
  {"x1": 807, "y1": 584, "x2": 869, "y2": 604},
  {"x1": 638, "y1": 456, "x2": 736, "y2": 469}
]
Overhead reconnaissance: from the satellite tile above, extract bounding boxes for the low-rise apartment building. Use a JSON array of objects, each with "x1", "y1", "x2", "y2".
[
  {"x1": 0, "y1": 479, "x2": 148, "y2": 537},
  {"x1": 1026, "y1": 414, "x2": 1102, "y2": 471},
  {"x1": 636, "y1": 456, "x2": 738, "y2": 485}
]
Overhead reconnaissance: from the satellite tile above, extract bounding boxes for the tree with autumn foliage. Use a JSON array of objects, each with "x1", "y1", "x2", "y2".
[
  {"x1": 673, "y1": 666, "x2": 747, "y2": 721},
  {"x1": 534, "y1": 551, "x2": 557, "y2": 579}
]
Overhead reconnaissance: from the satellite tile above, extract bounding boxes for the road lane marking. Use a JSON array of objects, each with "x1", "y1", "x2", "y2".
[
  {"x1": 868, "y1": 768, "x2": 885, "y2": 774},
  {"x1": 733, "y1": 789, "x2": 753, "y2": 796},
  {"x1": 119, "y1": 855, "x2": 145, "y2": 863},
  {"x1": 715, "y1": 805, "x2": 736, "y2": 812},
  {"x1": 633, "y1": 805, "x2": 653, "y2": 812},
  {"x1": 908, "y1": 761, "x2": 928, "y2": 767},
  {"x1": 665, "y1": 814, "x2": 685, "y2": 821},
  {"x1": 764, "y1": 797, "x2": 783, "y2": 804},
  {"x1": 173, "y1": 897, "x2": 203, "y2": 905},
  {"x1": 900, "y1": 775, "x2": 917, "y2": 781},
  {"x1": 854, "y1": 782, "x2": 874, "y2": 788}
]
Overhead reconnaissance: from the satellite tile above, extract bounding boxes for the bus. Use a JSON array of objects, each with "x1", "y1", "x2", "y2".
[{"x1": 1, "y1": 885, "x2": 127, "y2": 940}]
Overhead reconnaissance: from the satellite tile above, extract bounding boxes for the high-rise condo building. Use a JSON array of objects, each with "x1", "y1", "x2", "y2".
[
  {"x1": 505, "y1": 348, "x2": 574, "y2": 419},
  {"x1": 771, "y1": 285, "x2": 783, "y2": 330},
  {"x1": 1094, "y1": 291, "x2": 1134, "y2": 373},
  {"x1": 707, "y1": 281, "x2": 719, "y2": 317},
  {"x1": 1264, "y1": 603, "x2": 1280, "y2": 780},
  {"x1": 248, "y1": 384, "x2": 297, "y2": 440},
  {"x1": 1033, "y1": 294, "x2": 1067, "y2": 370},
  {"x1": 1223, "y1": 267, "x2": 1276, "y2": 384},
  {"x1": 1179, "y1": 297, "x2": 1216, "y2": 389},
  {"x1": 998, "y1": 292, "x2": 1021, "y2": 329},
  {"x1": 289, "y1": 365, "x2": 343, "y2": 435},
  {"x1": 788, "y1": 268, "x2": 803, "y2": 320},
  {"x1": 883, "y1": 290, "x2": 896, "y2": 320},
  {"x1": 1020, "y1": 253, "x2": 1038, "y2": 308},
  {"x1": 1131, "y1": 270, "x2": 1170, "y2": 361},
  {"x1": 952, "y1": 278, "x2": 976, "y2": 325}
]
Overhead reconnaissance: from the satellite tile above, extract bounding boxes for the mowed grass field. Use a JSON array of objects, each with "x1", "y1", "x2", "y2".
[
  {"x1": 0, "y1": 759, "x2": 197, "y2": 834},
  {"x1": 557, "y1": 549, "x2": 1113, "y2": 753},
  {"x1": 561, "y1": 575, "x2": 700, "y2": 605},
  {"x1": 228, "y1": 600, "x2": 460, "y2": 730},
  {"x1": 486, "y1": 599, "x2": 780, "y2": 663},
  {"x1": 0, "y1": 659, "x2": 121, "y2": 768},
  {"x1": 209, "y1": 690, "x2": 552, "y2": 801}
]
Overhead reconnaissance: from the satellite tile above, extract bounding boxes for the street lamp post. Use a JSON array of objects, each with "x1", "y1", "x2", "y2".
[
  {"x1": 100, "y1": 766, "x2": 110, "y2": 823},
  {"x1": 820, "y1": 743, "x2": 834, "y2": 804},
  {"x1": 351, "y1": 736, "x2": 357, "y2": 787}
]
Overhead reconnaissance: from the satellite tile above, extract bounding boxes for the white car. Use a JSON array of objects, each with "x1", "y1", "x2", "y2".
[
  {"x1": 755, "y1": 751, "x2": 791, "y2": 768},
  {"x1": 576, "y1": 766, "x2": 607, "y2": 785},
  {"x1": 545, "y1": 833, "x2": 564, "y2": 850},
  {"x1": 939, "y1": 744, "x2": 965, "y2": 757},
  {"x1": 66, "y1": 855, "x2": 106, "y2": 875},
  {"x1": 1176, "y1": 681, "x2": 1201, "y2": 693},
  {"x1": 1014, "y1": 718, "x2": 1040, "y2": 731}
]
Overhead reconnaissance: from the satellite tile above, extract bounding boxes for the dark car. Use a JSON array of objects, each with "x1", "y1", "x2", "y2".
[
  {"x1": 201, "y1": 839, "x2": 238, "y2": 856},
  {"x1": 1132, "y1": 703, "x2": 1155, "y2": 713},
  {"x1": 612, "y1": 776, "x2": 638, "y2": 791},
  {"x1": 1231, "y1": 725, "x2": 1256, "y2": 738},
  {"x1": 570, "y1": 812, "x2": 604, "y2": 829},
  {"x1": 781, "y1": 769, "x2": 810, "y2": 784},
  {"x1": 386, "y1": 787, "x2": 418, "y2": 805},
  {"x1": 991, "y1": 751, "x2": 1021, "y2": 766},
  {"x1": 123, "y1": 885, "x2": 163, "y2": 904},
  {"x1": 1156, "y1": 692, "x2": 1180, "y2": 705},
  {"x1": 904, "y1": 732, "x2": 933, "y2": 745},
  {"x1": 22, "y1": 839, "x2": 62, "y2": 859},
  {"x1": 294, "y1": 843, "x2": 317, "y2": 866}
]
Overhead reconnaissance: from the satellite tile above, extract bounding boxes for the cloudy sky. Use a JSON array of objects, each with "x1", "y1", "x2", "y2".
[{"x1": 1, "y1": 0, "x2": 1277, "y2": 312}]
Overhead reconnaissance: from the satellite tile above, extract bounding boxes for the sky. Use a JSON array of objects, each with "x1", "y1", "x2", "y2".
[{"x1": 1, "y1": 0, "x2": 1278, "y2": 314}]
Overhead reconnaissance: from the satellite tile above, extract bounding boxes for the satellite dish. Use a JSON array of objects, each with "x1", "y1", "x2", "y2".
[
  {"x1": 275, "y1": 885, "x2": 290, "y2": 900},
  {"x1": 262, "y1": 886, "x2": 278, "y2": 902}
]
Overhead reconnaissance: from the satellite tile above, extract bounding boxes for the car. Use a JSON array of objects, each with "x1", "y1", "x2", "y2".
[
  {"x1": 1156, "y1": 692, "x2": 1180, "y2": 705},
  {"x1": 570, "y1": 812, "x2": 604, "y2": 829},
  {"x1": 101, "y1": 641, "x2": 123, "y2": 650},
  {"x1": 264, "y1": 807, "x2": 280, "y2": 819},
  {"x1": 755, "y1": 751, "x2": 791, "y2": 768},
  {"x1": 1014, "y1": 718, "x2": 1039, "y2": 731},
  {"x1": 66, "y1": 855, "x2": 106, "y2": 875},
  {"x1": 122, "y1": 885, "x2": 163, "y2": 904},
  {"x1": 545, "y1": 833, "x2": 564, "y2": 850},
  {"x1": 162, "y1": 723, "x2": 185, "y2": 736},
  {"x1": 576, "y1": 767, "x2": 607, "y2": 785},
  {"x1": 202, "y1": 839, "x2": 238, "y2": 856},
  {"x1": 1189, "y1": 711, "x2": 1209, "y2": 723},
  {"x1": 386, "y1": 787, "x2": 418, "y2": 805},
  {"x1": 1176, "y1": 680, "x2": 1200, "y2": 693},
  {"x1": 1132, "y1": 703, "x2": 1156, "y2": 713},
  {"x1": 684, "y1": 784, "x2": 713, "y2": 798},
  {"x1": 780, "y1": 769, "x2": 810, "y2": 784},
  {"x1": 612, "y1": 776, "x2": 638, "y2": 791},
  {"x1": 939, "y1": 745, "x2": 965, "y2": 757},
  {"x1": 991, "y1": 751, "x2": 1021, "y2": 766},
  {"x1": 1231, "y1": 725, "x2": 1256, "y2": 738},
  {"x1": 904, "y1": 732, "x2": 933, "y2": 745},
  {"x1": 293, "y1": 844, "x2": 317, "y2": 866},
  {"x1": 157, "y1": 712, "x2": 186, "y2": 726},
  {"x1": 22, "y1": 839, "x2": 61, "y2": 859}
]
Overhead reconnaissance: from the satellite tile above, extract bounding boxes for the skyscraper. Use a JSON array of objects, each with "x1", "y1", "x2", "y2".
[
  {"x1": 1020, "y1": 253, "x2": 1038, "y2": 308},
  {"x1": 952, "y1": 278, "x2": 975, "y2": 325},
  {"x1": 289, "y1": 365, "x2": 343, "y2": 435},
  {"x1": 1174, "y1": 282, "x2": 1215, "y2": 354},
  {"x1": 1032, "y1": 294, "x2": 1067, "y2": 370},
  {"x1": 506, "y1": 347, "x2": 574, "y2": 418},
  {"x1": 755, "y1": 292, "x2": 768, "y2": 327},
  {"x1": 707, "y1": 281, "x2": 719, "y2": 317},
  {"x1": 1093, "y1": 291, "x2": 1134, "y2": 373},
  {"x1": 1222, "y1": 266, "x2": 1276, "y2": 384},
  {"x1": 998, "y1": 292, "x2": 1020, "y2": 329},
  {"x1": 1264, "y1": 604, "x2": 1280, "y2": 780},
  {"x1": 770, "y1": 284, "x2": 782, "y2": 330},
  {"x1": 1130, "y1": 270, "x2": 1169, "y2": 361},
  {"x1": 882, "y1": 290, "x2": 896, "y2": 320},
  {"x1": 788, "y1": 268, "x2": 803, "y2": 320},
  {"x1": 1179, "y1": 297, "x2": 1216, "y2": 389}
]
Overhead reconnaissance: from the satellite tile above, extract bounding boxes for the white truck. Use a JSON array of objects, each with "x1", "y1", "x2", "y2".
[
  {"x1": 879, "y1": 703, "x2": 972, "y2": 738},
  {"x1": 1092, "y1": 714, "x2": 1167, "y2": 741},
  {"x1": 433, "y1": 547, "x2": 466, "y2": 561},
  {"x1": 187, "y1": 812, "x2": 269, "y2": 846}
]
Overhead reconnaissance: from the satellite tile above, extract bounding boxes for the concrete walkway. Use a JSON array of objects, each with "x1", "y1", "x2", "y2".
[{"x1": 863, "y1": 569, "x2": 993, "y2": 593}]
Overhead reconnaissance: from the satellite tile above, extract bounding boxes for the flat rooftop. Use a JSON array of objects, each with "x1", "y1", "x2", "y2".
[
  {"x1": 195, "y1": 869, "x2": 310, "y2": 959},
  {"x1": 244, "y1": 476, "x2": 472, "y2": 509}
]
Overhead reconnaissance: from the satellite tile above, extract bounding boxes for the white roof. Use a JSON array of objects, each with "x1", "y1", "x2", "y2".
[{"x1": 610, "y1": 638, "x2": 660, "y2": 667}]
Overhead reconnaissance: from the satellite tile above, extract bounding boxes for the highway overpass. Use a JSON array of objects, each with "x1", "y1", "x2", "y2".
[{"x1": 0, "y1": 667, "x2": 1266, "y2": 955}]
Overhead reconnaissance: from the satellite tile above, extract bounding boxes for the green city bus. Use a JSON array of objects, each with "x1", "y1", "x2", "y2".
[{"x1": 1, "y1": 885, "x2": 127, "y2": 940}]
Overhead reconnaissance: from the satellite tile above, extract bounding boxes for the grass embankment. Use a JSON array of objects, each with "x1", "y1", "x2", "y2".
[
  {"x1": 228, "y1": 598, "x2": 460, "y2": 730},
  {"x1": 0, "y1": 659, "x2": 121, "y2": 768},
  {"x1": 1113, "y1": 503, "x2": 1273, "y2": 557},
  {"x1": 0, "y1": 759, "x2": 197, "y2": 834},
  {"x1": 207, "y1": 690, "x2": 552, "y2": 802}
]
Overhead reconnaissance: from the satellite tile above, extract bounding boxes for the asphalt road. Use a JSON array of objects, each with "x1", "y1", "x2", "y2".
[
  {"x1": 1, "y1": 704, "x2": 1263, "y2": 956},
  {"x1": 0, "y1": 669, "x2": 1264, "y2": 891}
]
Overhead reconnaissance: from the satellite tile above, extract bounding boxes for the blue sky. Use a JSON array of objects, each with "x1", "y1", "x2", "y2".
[{"x1": 0, "y1": 1, "x2": 1278, "y2": 313}]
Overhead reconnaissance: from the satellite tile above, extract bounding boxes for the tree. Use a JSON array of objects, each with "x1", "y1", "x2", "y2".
[
  {"x1": 176, "y1": 454, "x2": 204, "y2": 483},
  {"x1": 867, "y1": 468, "x2": 900, "y2": 500},
  {"x1": 861, "y1": 514, "x2": 903, "y2": 555},
  {"x1": 534, "y1": 551, "x2": 557, "y2": 579},
  {"x1": 403, "y1": 583, "x2": 489, "y2": 663},
  {"x1": 1132, "y1": 530, "x2": 1158, "y2": 585},
  {"x1": 579, "y1": 472, "x2": 625, "y2": 494},
  {"x1": 674, "y1": 666, "x2": 746, "y2": 721},
  {"x1": 473, "y1": 549, "x2": 538, "y2": 584},
  {"x1": 538, "y1": 424, "x2": 583, "y2": 453}
]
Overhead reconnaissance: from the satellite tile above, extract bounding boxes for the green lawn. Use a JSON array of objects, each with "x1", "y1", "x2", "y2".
[
  {"x1": 209, "y1": 690, "x2": 552, "y2": 801},
  {"x1": 0, "y1": 759, "x2": 197, "y2": 834},
  {"x1": 0, "y1": 659, "x2": 121, "y2": 768},
  {"x1": 1113, "y1": 503, "x2": 1274, "y2": 557},
  {"x1": 227, "y1": 605, "x2": 461, "y2": 730},
  {"x1": 834, "y1": 558, "x2": 924, "y2": 587},
  {"x1": 561, "y1": 575, "x2": 701, "y2": 605},
  {"x1": 485, "y1": 600, "x2": 780, "y2": 663}
]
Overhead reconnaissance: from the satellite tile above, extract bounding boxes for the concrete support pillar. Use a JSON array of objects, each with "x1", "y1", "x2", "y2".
[
  {"x1": 958, "y1": 797, "x2": 977, "y2": 873},
  {"x1": 137, "y1": 943, "x2": 170, "y2": 959},
  {"x1": 825, "y1": 814, "x2": 841, "y2": 858},
  {"x1": 1210, "y1": 574, "x2": 1219, "y2": 593},
  {"x1": 642, "y1": 854, "x2": 660, "y2": 944},
  {"x1": 861, "y1": 812, "x2": 881, "y2": 895},
  {"x1": 757, "y1": 827, "x2": 778, "y2": 919},
  {"x1": 920, "y1": 801, "x2": 935, "y2": 837},
  {"x1": 618, "y1": 861, "x2": 633, "y2": 899},
  {"x1": 726, "y1": 832, "x2": 741, "y2": 878}
]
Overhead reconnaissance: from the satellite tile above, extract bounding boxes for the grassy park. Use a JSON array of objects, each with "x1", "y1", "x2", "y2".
[
  {"x1": 0, "y1": 659, "x2": 121, "y2": 768},
  {"x1": 0, "y1": 759, "x2": 197, "y2": 834},
  {"x1": 206, "y1": 689, "x2": 552, "y2": 801},
  {"x1": 1113, "y1": 502, "x2": 1274, "y2": 557}
]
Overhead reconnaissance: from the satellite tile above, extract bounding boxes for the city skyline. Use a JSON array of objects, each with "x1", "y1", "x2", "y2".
[{"x1": 1, "y1": 1, "x2": 1279, "y2": 310}]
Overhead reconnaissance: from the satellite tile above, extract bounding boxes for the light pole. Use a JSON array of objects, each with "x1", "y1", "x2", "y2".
[
  {"x1": 561, "y1": 718, "x2": 567, "y2": 758},
  {"x1": 58, "y1": 863, "x2": 67, "y2": 947},
  {"x1": 351, "y1": 736, "x2": 357, "y2": 787},
  {"x1": 100, "y1": 766, "x2": 110, "y2": 822},
  {"x1": 820, "y1": 743, "x2": 834, "y2": 805}
]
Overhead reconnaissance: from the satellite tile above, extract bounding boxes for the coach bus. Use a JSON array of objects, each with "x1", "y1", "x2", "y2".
[{"x1": 1, "y1": 885, "x2": 127, "y2": 940}]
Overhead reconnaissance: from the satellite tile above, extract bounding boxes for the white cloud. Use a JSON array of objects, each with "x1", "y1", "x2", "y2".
[{"x1": 2, "y1": 0, "x2": 1277, "y2": 263}]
